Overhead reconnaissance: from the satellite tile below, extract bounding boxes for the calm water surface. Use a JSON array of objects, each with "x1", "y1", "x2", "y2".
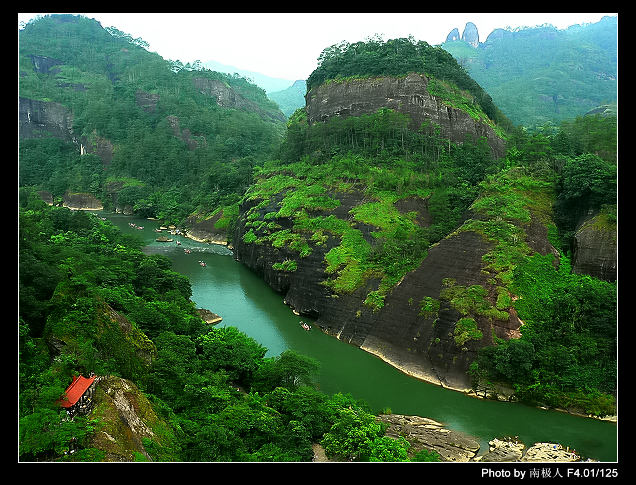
[{"x1": 105, "y1": 213, "x2": 618, "y2": 461}]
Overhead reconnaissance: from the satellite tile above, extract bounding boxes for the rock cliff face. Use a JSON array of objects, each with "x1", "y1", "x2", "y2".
[
  {"x1": 90, "y1": 376, "x2": 174, "y2": 461},
  {"x1": 193, "y1": 77, "x2": 286, "y2": 123},
  {"x1": 462, "y1": 22, "x2": 480, "y2": 47},
  {"x1": 305, "y1": 73, "x2": 505, "y2": 159},
  {"x1": 316, "y1": 414, "x2": 589, "y2": 462},
  {"x1": 184, "y1": 211, "x2": 230, "y2": 245},
  {"x1": 19, "y1": 97, "x2": 75, "y2": 142},
  {"x1": 62, "y1": 191, "x2": 103, "y2": 211},
  {"x1": 233, "y1": 176, "x2": 551, "y2": 391},
  {"x1": 19, "y1": 96, "x2": 115, "y2": 166},
  {"x1": 446, "y1": 28, "x2": 460, "y2": 42},
  {"x1": 572, "y1": 211, "x2": 617, "y2": 282}
]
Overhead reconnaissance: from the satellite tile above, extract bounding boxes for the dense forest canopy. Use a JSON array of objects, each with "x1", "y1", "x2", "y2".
[
  {"x1": 19, "y1": 14, "x2": 286, "y2": 225},
  {"x1": 18, "y1": 192, "x2": 441, "y2": 462},
  {"x1": 18, "y1": 14, "x2": 617, "y2": 462}
]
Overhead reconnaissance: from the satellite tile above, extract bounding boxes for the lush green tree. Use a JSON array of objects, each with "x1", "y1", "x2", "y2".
[
  {"x1": 196, "y1": 327, "x2": 267, "y2": 386},
  {"x1": 252, "y1": 349, "x2": 320, "y2": 392},
  {"x1": 368, "y1": 435, "x2": 411, "y2": 462},
  {"x1": 320, "y1": 407, "x2": 385, "y2": 461}
]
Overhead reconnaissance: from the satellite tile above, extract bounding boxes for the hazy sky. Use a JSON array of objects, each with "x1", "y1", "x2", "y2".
[{"x1": 18, "y1": 12, "x2": 617, "y2": 81}]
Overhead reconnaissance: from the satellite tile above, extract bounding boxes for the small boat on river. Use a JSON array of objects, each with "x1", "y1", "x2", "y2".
[{"x1": 300, "y1": 321, "x2": 311, "y2": 331}]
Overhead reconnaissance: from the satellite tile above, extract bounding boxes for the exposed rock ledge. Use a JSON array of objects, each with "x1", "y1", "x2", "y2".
[
  {"x1": 62, "y1": 191, "x2": 103, "y2": 211},
  {"x1": 377, "y1": 414, "x2": 591, "y2": 462},
  {"x1": 361, "y1": 336, "x2": 472, "y2": 393},
  {"x1": 90, "y1": 376, "x2": 166, "y2": 461},
  {"x1": 196, "y1": 308, "x2": 223, "y2": 324}
]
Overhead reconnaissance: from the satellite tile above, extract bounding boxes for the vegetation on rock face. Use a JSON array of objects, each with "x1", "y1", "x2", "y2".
[
  {"x1": 462, "y1": 120, "x2": 616, "y2": 415},
  {"x1": 18, "y1": 14, "x2": 617, "y2": 462},
  {"x1": 240, "y1": 105, "x2": 499, "y2": 309},
  {"x1": 243, "y1": 100, "x2": 617, "y2": 414},
  {"x1": 307, "y1": 36, "x2": 511, "y2": 129}
]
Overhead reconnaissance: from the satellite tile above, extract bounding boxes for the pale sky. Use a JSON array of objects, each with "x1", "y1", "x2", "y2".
[{"x1": 18, "y1": 12, "x2": 617, "y2": 81}]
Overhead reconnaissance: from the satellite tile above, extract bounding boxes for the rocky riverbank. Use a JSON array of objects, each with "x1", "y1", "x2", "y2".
[
  {"x1": 311, "y1": 414, "x2": 596, "y2": 462},
  {"x1": 376, "y1": 414, "x2": 592, "y2": 462}
]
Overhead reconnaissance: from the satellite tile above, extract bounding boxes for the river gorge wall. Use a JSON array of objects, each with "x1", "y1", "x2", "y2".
[{"x1": 232, "y1": 181, "x2": 558, "y2": 391}]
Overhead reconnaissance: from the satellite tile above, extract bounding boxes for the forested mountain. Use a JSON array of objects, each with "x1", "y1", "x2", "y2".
[
  {"x1": 19, "y1": 14, "x2": 286, "y2": 225},
  {"x1": 233, "y1": 36, "x2": 616, "y2": 415},
  {"x1": 442, "y1": 16, "x2": 617, "y2": 128},
  {"x1": 19, "y1": 14, "x2": 617, "y2": 462},
  {"x1": 268, "y1": 80, "x2": 307, "y2": 117}
]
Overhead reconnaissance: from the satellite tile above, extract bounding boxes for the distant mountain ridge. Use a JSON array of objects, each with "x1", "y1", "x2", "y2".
[
  {"x1": 268, "y1": 80, "x2": 307, "y2": 117},
  {"x1": 201, "y1": 60, "x2": 307, "y2": 119},
  {"x1": 441, "y1": 16, "x2": 617, "y2": 127},
  {"x1": 202, "y1": 59, "x2": 294, "y2": 93}
]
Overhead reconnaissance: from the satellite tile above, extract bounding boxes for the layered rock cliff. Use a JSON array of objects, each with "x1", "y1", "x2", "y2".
[
  {"x1": 233, "y1": 169, "x2": 557, "y2": 391},
  {"x1": 305, "y1": 73, "x2": 505, "y2": 159},
  {"x1": 89, "y1": 376, "x2": 177, "y2": 461}
]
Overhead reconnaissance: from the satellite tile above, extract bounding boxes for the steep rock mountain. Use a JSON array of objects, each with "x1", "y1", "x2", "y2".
[
  {"x1": 19, "y1": 97, "x2": 75, "y2": 143},
  {"x1": 19, "y1": 14, "x2": 286, "y2": 225},
  {"x1": 233, "y1": 169, "x2": 558, "y2": 391},
  {"x1": 446, "y1": 28, "x2": 460, "y2": 43},
  {"x1": 193, "y1": 77, "x2": 286, "y2": 123},
  {"x1": 305, "y1": 73, "x2": 506, "y2": 159},
  {"x1": 445, "y1": 22, "x2": 480, "y2": 48},
  {"x1": 461, "y1": 22, "x2": 480, "y2": 47},
  {"x1": 89, "y1": 376, "x2": 177, "y2": 461}
]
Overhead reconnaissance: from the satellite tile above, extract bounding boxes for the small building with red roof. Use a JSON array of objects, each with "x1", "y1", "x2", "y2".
[{"x1": 58, "y1": 374, "x2": 97, "y2": 417}]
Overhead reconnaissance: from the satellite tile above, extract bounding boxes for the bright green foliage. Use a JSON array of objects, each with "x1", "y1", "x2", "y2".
[
  {"x1": 242, "y1": 125, "x2": 493, "y2": 305},
  {"x1": 459, "y1": 123, "x2": 616, "y2": 415},
  {"x1": 19, "y1": 14, "x2": 286, "y2": 227},
  {"x1": 19, "y1": 13, "x2": 619, "y2": 459},
  {"x1": 411, "y1": 448, "x2": 442, "y2": 461},
  {"x1": 252, "y1": 350, "x2": 320, "y2": 392},
  {"x1": 442, "y1": 17, "x2": 617, "y2": 128},
  {"x1": 440, "y1": 280, "x2": 508, "y2": 322},
  {"x1": 19, "y1": 198, "x2": 413, "y2": 461},
  {"x1": 196, "y1": 327, "x2": 267, "y2": 386},
  {"x1": 454, "y1": 317, "x2": 483, "y2": 347},
  {"x1": 320, "y1": 407, "x2": 386, "y2": 461},
  {"x1": 472, "y1": 252, "x2": 617, "y2": 415},
  {"x1": 419, "y1": 296, "x2": 441, "y2": 319},
  {"x1": 272, "y1": 259, "x2": 298, "y2": 272},
  {"x1": 367, "y1": 436, "x2": 411, "y2": 462}
]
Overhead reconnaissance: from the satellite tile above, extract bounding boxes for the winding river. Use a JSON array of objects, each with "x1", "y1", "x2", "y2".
[{"x1": 105, "y1": 213, "x2": 618, "y2": 461}]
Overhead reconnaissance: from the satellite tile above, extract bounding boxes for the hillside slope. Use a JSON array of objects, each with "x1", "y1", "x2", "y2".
[
  {"x1": 18, "y1": 14, "x2": 286, "y2": 225},
  {"x1": 442, "y1": 16, "x2": 617, "y2": 127}
]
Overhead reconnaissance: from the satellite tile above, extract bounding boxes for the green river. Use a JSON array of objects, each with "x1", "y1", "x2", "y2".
[{"x1": 105, "y1": 213, "x2": 618, "y2": 462}]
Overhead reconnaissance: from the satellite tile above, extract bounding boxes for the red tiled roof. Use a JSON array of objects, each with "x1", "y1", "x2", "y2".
[{"x1": 59, "y1": 375, "x2": 96, "y2": 408}]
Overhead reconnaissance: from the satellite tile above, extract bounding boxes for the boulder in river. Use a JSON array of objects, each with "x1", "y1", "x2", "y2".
[{"x1": 196, "y1": 308, "x2": 222, "y2": 325}]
